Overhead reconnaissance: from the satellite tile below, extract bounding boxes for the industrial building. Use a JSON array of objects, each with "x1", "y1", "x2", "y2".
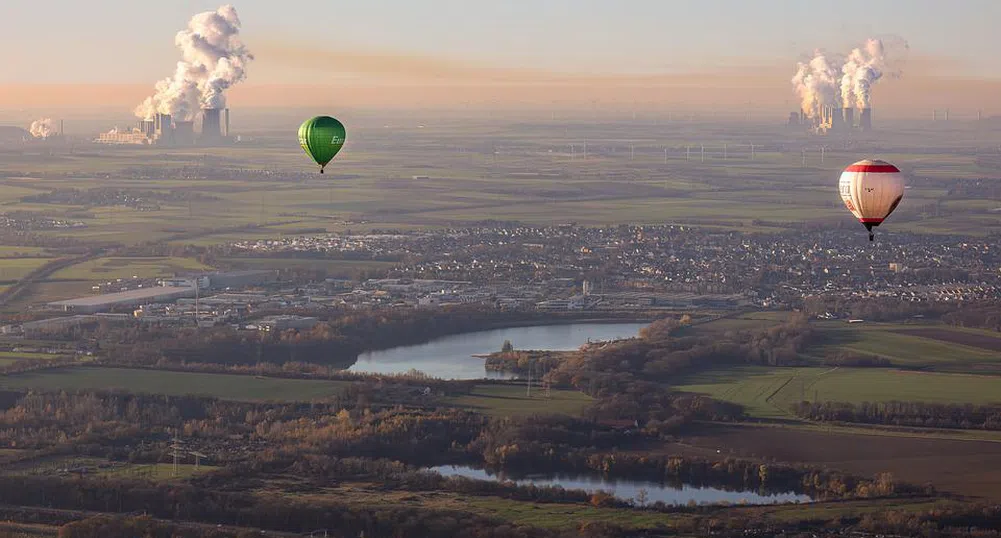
[
  {"x1": 1, "y1": 313, "x2": 131, "y2": 336},
  {"x1": 204, "y1": 270, "x2": 276, "y2": 290},
  {"x1": 95, "y1": 107, "x2": 232, "y2": 146},
  {"x1": 788, "y1": 105, "x2": 873, "y2": 134},
  {"x1": 255, "y1": 315, "x2": 319, "y2": 332},
  {"x1": 48, "y1": 286, "x2": 196, "y2": 314}
]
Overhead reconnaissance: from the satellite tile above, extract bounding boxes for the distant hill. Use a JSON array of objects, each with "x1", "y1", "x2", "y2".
[{"x1": 0, "y1": 126, "x2": 28, "y2": 143}]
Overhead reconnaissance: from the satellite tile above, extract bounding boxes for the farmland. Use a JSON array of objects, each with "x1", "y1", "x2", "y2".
[
  {"x1": 894, "y1": 327, "x2": 1001, "y2": 353},
  {"x1": 0, "y1": 116, "x2": 997, "y2": 251},
  {"x1": 445, "y1": 384, "x2": 592, "y2": 417},
  {"x1": 5, "y1": 455, "x2": 214, "y2": 482},
  {"x1": 670, "y1": 317, "x2": 1001, "y2": 419},
  {"x1": 674, "y1": 366, "x2": 1001, "y2": 419},
  {"x1": 0, "y1": 367, "x2": 348, "y2": 402},
  {"x1": 674, "y1": 424, "x2": 1001, "y2": 500},
  {"x1": 49, "y1": 256, "x2": 213, "y2": 281},
  {"x1": 805, "y1": 321, "x2": 1001, "y2": 373},
  {"x1": 0, "y1": 113, "x2": 999, "y2": 535}
]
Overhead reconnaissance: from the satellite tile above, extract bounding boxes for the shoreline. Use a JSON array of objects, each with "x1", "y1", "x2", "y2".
[{"x1": 478, "y1": 316, "x2": 655, "y2": 332}]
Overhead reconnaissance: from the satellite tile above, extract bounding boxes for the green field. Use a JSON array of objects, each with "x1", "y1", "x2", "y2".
[
  {"x1": 0, "y1": 257, "x2": 54, "y2": 281},
  {"x1": 1, "y1": 117, "x2": 998, "y2": 251},
  {"x1": 6, "y1": 455, "x2": 214, "y2": 481},
  {"x1": 446, "y1": 384, "x2": 592, "y2": 417},
  {"x1": 0, "y1": 367, "x2": 348, "y2": 402},
  {"x1": 0, "y1": 117, "x2": 997, "y2": 312},
  {"x1": 103, "y1": 462, "x2": 216, "y2": 481},
  {"x1": 0, "y1": 351, "x2": 67, "y2": 367},
  {"x1": 685, "y1": 312, "x2": 791, "y2": 336},
  {"x1": 0, "y1": 246, "x2": 50, "y2": 257},
  {"x1": 50, "y1": 256, "x2": 214, "y2": 281},
  {"x1": 675, "y1": 366, "x2": 1001, "y2": 419},
  {"x1": 806, "y1": 322, "x2": 1001, "y2": 372}
]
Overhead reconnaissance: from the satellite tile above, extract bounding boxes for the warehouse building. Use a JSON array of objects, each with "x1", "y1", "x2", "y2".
[{"x1": 48, "y1": 286, "x2": 196, "y2": 314}]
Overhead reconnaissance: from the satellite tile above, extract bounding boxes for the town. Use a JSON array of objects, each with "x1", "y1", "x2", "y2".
[{"x1": 5, "y1": 223, "x2": 995, "y2": 338}]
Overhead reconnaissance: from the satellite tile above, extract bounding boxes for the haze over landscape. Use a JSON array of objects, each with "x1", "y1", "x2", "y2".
[
  {"x1": 0, "y1": 3, "x2": 1001, "y2": 538},
  {"x1": 2, "y1": 0, "x2": 1001, "y2": 116}
]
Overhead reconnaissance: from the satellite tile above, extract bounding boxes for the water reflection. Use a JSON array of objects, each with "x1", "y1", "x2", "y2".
[
  {"x1": 430, "y1": 465, "x2": 812, "y2": 506},
  {"x1": 349, "y1": 322, "x2": 648, "y2": 380}
]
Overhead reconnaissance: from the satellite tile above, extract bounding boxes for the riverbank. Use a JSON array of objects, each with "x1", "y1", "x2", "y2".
[{"x1": 475, "y1": 315, "x2": 655, "y2": 332}]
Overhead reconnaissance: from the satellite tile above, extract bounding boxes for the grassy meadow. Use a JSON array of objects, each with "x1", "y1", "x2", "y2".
[{"x1": 0, "y1": 367, "x2": 348, "y2": 402}]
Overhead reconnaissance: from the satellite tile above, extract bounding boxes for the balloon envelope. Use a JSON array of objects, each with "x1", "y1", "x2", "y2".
[
  {"x1": 298, "y1": 116, "x2": 346, "y2": 172},
  {"x1": 838, "y1": 159, "x2": 904, "y2": 240}
]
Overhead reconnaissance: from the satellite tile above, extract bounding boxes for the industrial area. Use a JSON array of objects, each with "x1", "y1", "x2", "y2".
[
  {"x1": 95, "y1": 107, "x2": 234, "y2": 146},
  {"x1": 788, "y1": 105, "x2": 873, "y2": 134}
]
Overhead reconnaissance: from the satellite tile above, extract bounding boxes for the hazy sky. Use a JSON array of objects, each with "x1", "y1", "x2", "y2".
[
  {"x1": 2, "y1": 0, "x2": 1000, "y2": 111},
  {"x1": 5, "y1": 0, "x2": 1001, "y2": 83}
]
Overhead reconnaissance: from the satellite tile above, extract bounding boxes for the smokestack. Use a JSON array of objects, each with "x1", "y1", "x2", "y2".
[
  {"x1": 859, "y1": 108, "x2": 872, "y2": 131},
  {"x1": 944, "y1": 109, "x2": 950, "y2": 122},
  {"x1": 843, "y1": 107, "x2": 854, "y2": 127},
  {"x1": 224, "y1": 108, "x2": 230, "y2": 137},
  {"x1": 201, "y1": 108, "x2": 222, "y2": 141},
  {"x1": 932, "y1": 109, "x2": 937, "y2": 121},
  {"x1": 59, "y1": 120, "x2": 64, "y2": 137},
  {"x1": 978, "y1": 109, "x2": 983, "y2": 121}
]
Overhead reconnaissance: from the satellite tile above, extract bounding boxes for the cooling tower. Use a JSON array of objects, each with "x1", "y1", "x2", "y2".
[
  {"x1": 859, "y1": 108, "x2": 872, "y2": 131},
  {"x1": 843, "y1": 107, "x2": 854, "y2": 128},
  {"x1": 154, "y1": 114, "x2": 174, "y2": 144},
  {"x1": 138, "y1": 120, "x2": 156, "y2": 138},
  {"x1": 201, "y1": 108, "x2": 222, "y2": 141},
  {"x1": 174, "y1": 121, "x2": 195, "y2": 146}
]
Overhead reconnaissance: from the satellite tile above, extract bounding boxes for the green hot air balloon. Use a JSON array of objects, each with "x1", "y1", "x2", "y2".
[{"x1": 298, "y1": 116, "x2": 346, "y2": 174}]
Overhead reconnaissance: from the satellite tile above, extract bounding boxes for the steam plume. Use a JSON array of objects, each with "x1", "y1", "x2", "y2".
[
  {"x1": 134, "y1": 5, "x2": 253, "y2": 121},
  {"x1": 792, "y1": 37, "x2": 908, "y2": 117},
  {"x1": 791, "y1": 52, "x2": 840, "y2": 118},
  {"x1": 29, "y1": 118, "x2": 57, "y2": 139}
]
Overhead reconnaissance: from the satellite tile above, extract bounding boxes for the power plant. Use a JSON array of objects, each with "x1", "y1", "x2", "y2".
[
  {"x1": 788, "y1": 37, "x2": 905, "y2": 136},
  {"x1": 787, "y1": 105, "x2": 873, "y2": 134},
  {"x1": 95, "y1": 107, "x2": 233, "y2": 146}
]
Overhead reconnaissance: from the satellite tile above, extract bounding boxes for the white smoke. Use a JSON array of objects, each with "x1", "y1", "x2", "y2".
[
  {"x1": 134, "y1": 5, "x2": 253, "y2": 121},
  {"x1": 29, "y1": 118, "x2": 57, "y2": 139},
  {"x1": 791, "y1": 52, "x2": 840, "y2": 118},
  {"x1": 792, "y1": 37, "x2": 908, "y2": 117}
]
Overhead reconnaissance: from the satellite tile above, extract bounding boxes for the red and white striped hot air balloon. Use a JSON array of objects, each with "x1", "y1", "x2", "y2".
[{"x1": 838, "y1": 159, "x2": 905, "y2": 241}]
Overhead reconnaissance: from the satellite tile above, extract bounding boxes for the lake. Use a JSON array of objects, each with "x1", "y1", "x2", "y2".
[
  {"x1": 349, "y1": 321, "x2": 648, "y2": 380},
  {"x1": 430, "y1": 465, "x2": 812, "y2": 506}
]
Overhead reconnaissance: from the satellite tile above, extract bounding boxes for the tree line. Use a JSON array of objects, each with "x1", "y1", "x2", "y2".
[{"x1": 792, "y1": 400, "x2": 1001, "y2": 431}]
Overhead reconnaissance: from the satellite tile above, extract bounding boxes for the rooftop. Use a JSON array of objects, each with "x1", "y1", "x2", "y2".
[{"x1": 48, "y1": 286, "x2": 194, "y2": 307}]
